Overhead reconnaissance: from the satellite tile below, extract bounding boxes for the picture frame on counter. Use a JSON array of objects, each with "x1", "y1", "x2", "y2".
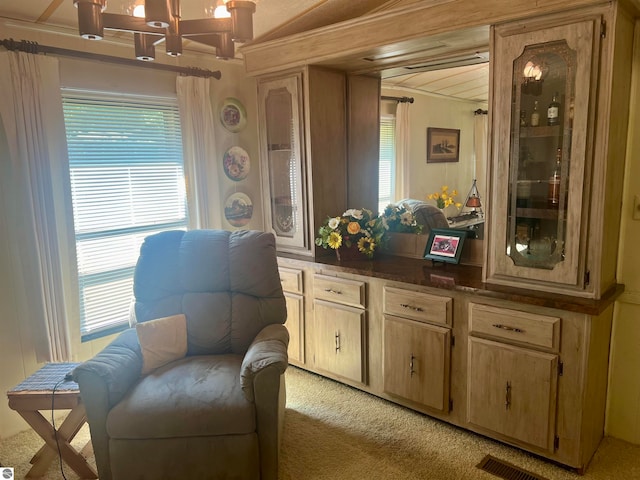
[{"x1": 424, "y1": 228, "x2": 467, "y2": 264}]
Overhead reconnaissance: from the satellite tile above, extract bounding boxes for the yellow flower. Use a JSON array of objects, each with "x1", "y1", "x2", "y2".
[
  {"x1": 357, "y1": 236, "x2": 375, "y2": 255},
  {"x1": 328, "y1": 231, "x2": 342, "y2": 249},
  {"x1": 427, "y1": 185, "x2": 461, "y2": 210},
  {"x1": 347, "y1": 222, "x2": 361, "y2": 235}
]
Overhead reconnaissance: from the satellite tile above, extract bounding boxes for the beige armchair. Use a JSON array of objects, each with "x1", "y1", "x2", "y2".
[{"x1": 73, "y1": 230, "x2": 289, "y2": 480}]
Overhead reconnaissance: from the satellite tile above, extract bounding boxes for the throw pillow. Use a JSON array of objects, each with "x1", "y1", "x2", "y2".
[{"x1": 136, "y1": 314, "x2": 188, "y2": 375}]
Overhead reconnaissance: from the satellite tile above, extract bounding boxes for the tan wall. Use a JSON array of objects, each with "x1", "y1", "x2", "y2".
[
  {"x1": 606, "y1": 19, "x2": 640, "y2": 444},
  {"x1": 0, "y1": 20, "x2": 260, "y2": 438}
]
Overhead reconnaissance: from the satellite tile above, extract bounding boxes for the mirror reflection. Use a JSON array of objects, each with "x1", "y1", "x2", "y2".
[{"x1": 379, "y1": 61, "x2": 490, "y2": 244}]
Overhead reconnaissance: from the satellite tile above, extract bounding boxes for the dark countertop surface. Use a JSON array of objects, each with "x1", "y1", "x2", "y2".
[{"x1": 278, "y1": 252, "x2": 624, "y2": 316}]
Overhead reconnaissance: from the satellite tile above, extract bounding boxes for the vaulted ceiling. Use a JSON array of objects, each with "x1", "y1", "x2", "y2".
[{"x1": 0, "y1": 0, "x2": 489, "y2": 102}]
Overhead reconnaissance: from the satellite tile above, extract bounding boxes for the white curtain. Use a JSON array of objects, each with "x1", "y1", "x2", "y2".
[
  {"x1": 394, "y1": 101, "x2": 411, "y2": 201},
  {"x1": 176, "y1": 75, "x2": 222, "y2": 229},
  {"x1": 0, "y1": 52, "x2": 75, "y2": 362},
  {"x1": 473, "y1": 112, "x2": 489, "y2": 204}
]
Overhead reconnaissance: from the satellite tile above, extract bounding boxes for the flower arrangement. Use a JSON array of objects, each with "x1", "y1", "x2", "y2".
[
  {"x1": 427, "y1": 185, "x2": 463, "y2": 210},
  {"x1": 315, "y1": 208, "x2": 386, "y2": 258},
  {"x1": 380, "y1": 203, "x2": 423, "y2": 234}
]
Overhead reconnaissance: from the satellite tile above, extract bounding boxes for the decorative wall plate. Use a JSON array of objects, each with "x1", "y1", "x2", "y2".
[
  {"x1": 224, "y1": 192, "x2": 253, "y2": 227},
  {"x1": 223, "y1": 146, "x2": 250, "y2": 181},
  {"x1": 219, "y1": 97, "x2": 247, "y2": 133}
]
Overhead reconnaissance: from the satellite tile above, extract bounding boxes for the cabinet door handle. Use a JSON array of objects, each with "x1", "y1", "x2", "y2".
[
  {"x1": 492, "y1": 323, "x2": 524, "y2": 333},
  {"x1": 325, "y1": 288, "x2": 342, "y2": 295},
  {"x1": 505, "y1": 381, "x2": 512, "y2": 410},
  {"x1": 335, "y1": 331, "x2": 340, "y2": 352},
  {"x1": 400, "y1": 303, "x2": 424, "y2": 312},
  {"x1": 409, "y1": 354, "x2": 416, "y2": 377}
]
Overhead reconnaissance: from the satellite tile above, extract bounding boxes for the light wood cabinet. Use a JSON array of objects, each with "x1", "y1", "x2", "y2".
[
  {"x1": 467, "y1": 336, "x2": 559, "y2": 452},
  {"x1": 485, "y1": 4, "x2": 634, "y2": 298},
  {"x1": 383, "y1": 315, "x2": 450, "y2": 412},
  {"x1": 382, "y1": 286, "x2": 452, "y2": 412},
  {"x1": 312, "y1": 274, "x2": 367, "y2": 384},
  {"x1": 466, "y1": 302, "x2": 561, "y2": 452},
  {"x1": 279, "y1": 267, "x2": 305, "y2": 365},
  {"x1": 278, "y1": 256, "x2": 616, "y2": 470},
  {"x1": 314, "y1": 299, "x2": 366, "y2": 384},
  {"x1": 258, "y1": 67, "x2": 347, "y2": 256}
]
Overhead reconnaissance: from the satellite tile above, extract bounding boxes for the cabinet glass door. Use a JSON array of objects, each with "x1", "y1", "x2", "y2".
[
  {"x1": 509, "y1": 41, "x2": 575, "y2": 270},
  {"x1": 258, "y1": 75, "x2": 307, "y2": 251},
  {"x1": 488, "y1": 19, "x2": 596, "y2": 289}
]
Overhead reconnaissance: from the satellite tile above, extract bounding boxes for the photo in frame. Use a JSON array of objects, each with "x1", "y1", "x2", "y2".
[
  {"x1": 426, "y1": 127, "x2": 460, "y2": 163},
  {"x1": 424, "y1": 228, "x2": 467, "y2": 264}
]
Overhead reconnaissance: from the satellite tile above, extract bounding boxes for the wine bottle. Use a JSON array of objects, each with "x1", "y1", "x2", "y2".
[
  {"x1": 520, "y1": 110, "x2": 528, "y2": 127},
  {"x1": 530, "y1": 101, "x2": 540, "y2": 127},
  {"x1": 548, "y1": 148, "x2": 562, "y2": 207},
  {"x1": 547, "y1": 92, "x2": 561, "y2": 126}
]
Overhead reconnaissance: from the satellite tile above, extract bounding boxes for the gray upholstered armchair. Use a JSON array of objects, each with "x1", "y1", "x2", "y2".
[{"x1": 73, "y1": 229, "x2": 289, "y2": 480}]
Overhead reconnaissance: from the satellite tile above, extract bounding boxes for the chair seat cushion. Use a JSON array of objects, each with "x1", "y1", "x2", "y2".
[{"x1": 106, "y1": 354, "x2": 255, "y2": 440}]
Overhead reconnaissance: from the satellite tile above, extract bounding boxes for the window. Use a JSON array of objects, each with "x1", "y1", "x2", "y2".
[
  {"x1": 62, "y1": 92, "x2": 188, "y2": 341},
  {"x1": 379, "y1": 114, "x2": 396, "y2": 214}
]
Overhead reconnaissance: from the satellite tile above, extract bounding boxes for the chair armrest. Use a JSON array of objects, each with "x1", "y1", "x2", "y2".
[
  {"x1": 240, "y1": 324, "x2": 289, "y2": 402},
  {"x1": 73, "y1": 328, "x2": 143, "y2": 406},
  {"x1": 71, "y1": 328, "x2": 143, "y2": 480}
]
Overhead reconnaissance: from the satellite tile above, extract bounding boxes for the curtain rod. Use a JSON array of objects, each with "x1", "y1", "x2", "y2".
[
  {"x1": 474, "y1": 109, "x2": 488, "y2": 115},
  {"x1": 0, "y1": 38, "x2": 221, "y2": 79},
  {"x1": 381, "y1": 95, "x2": 414, "y2": 103}
]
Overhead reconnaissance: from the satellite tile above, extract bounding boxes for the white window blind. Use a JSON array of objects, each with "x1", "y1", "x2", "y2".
[
  {"x1": 62, "y1": 92, "x2": 188, "y2": 340},
  {"x1": 379, "y1": 115, "x2": 396, "y2": 214}
]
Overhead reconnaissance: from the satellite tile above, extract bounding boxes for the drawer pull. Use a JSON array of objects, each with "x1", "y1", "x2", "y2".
[
  {"x1": 400, "y1": 303, "x2": 424, "y2": 312},
  {"x1": 505, "y1": 381, "x2": 512, "y2": 410},
  {"x1": 409, "y1": 354, "x2": 416, "y2": 377},
  {"x1": 335, "y1": 331, "x2": 341, "y2": 352},
  {"x1": 492, "y1": 323, "x2": 524, "y2": 333},
  {"x1": 325, "y1": 288, "x2": 343, "y2": 295}
]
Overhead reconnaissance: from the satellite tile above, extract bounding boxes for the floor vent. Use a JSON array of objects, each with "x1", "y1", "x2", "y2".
[{"x1": 477, "y1": 455, "x2": 549, "y2": 480}]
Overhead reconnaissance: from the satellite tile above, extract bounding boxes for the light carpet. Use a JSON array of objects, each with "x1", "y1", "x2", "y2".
[{"x1": 1, "y1": 366, "x2": 639, "y2": 479}]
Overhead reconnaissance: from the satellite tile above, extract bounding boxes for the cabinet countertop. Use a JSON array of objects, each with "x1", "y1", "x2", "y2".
[{"x1": 277, "y1": 252, "x2": 624, "y2": 316}]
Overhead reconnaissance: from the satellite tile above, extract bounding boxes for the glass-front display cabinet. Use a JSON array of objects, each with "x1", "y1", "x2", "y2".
[
  {"x1": 486, "y1": 15, "x2": 601, "y2": 295},
  {"x1": 258, "y1": 74, "x2": 309, "y2": 253}
]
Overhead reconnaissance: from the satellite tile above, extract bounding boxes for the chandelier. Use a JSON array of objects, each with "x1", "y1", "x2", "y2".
[{"x1": 73, "y1": 0, "x2": 256, "y2": 61}]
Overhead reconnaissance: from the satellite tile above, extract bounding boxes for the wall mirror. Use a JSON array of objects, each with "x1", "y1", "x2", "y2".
[{"x1": 377, "y1": 45, "x2": 490, "y2": 240}]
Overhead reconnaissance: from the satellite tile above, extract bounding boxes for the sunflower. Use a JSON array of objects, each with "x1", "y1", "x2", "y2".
[
  {"x1": 357, "y1": 236, "x2": 376, "y2": 256},
  {"x1": 327, "y1": 231, "x2": 343, "y2": 249}
]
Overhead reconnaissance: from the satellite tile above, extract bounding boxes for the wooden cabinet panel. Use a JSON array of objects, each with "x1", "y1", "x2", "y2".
[
  {"x1": 284, "y1": 292, "x2": 304, "y2": 364},
  {"x1": 279, "y1": 267, "x2": 303, "y2": 294},
  {"x1": 467, "y1": 336, "x2": 558, "y2": 452},
  {"x1": 383, "y1": 315, "x2": 450, "y2": 412},
  {"x1": 313, "y1": 274, "x2": 365, "y2": 308},
  {"x1": 469, "y1": 302, "x2": 560, "y2": 351},
  {"x1": 384, "y1": 286, "x2": 452, "y2": 327},
  {"x1": 314, "y1": 299, "x2": 366, "y2": 384}
]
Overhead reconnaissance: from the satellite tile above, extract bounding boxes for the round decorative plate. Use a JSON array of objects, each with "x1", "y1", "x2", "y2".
[
  {"x1": 224, "y1": 192, "x2": 253, "y2": 227},
  {"x1": 223, "y1": 146, "x2": 250, "y2": 181},
  {"x1": 219, "y1": 97, "x2": 247, "y2": 133}
]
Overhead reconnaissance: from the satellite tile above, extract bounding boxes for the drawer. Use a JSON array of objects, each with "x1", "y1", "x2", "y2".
[
  {"x1": 384, "y1": 286, "x2": 452, "y2": 327},
  {"x1": 313, "y1": 274, "x2": 365, "y2": 308},
  {"x1": 469, "y1": 303, "x2": 561, "y2": 351},
  {"x1": 279, "y1": 267, "x2": 303, "y2": 294}
]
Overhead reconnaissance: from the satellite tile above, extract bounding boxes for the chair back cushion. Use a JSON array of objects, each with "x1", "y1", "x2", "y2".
[{"x1": 133, "y1": 230, "x2": 286, "y2": 355}]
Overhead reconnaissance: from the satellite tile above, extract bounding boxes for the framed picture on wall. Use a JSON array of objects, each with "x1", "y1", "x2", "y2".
[{"x1": 427, "y1": 127, "x2": 460, "y2": 163}]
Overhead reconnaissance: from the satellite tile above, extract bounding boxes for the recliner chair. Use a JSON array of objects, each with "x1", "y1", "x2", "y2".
[{"x1": 73, "y1": 229, "x2": 289, "y2": 480}]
